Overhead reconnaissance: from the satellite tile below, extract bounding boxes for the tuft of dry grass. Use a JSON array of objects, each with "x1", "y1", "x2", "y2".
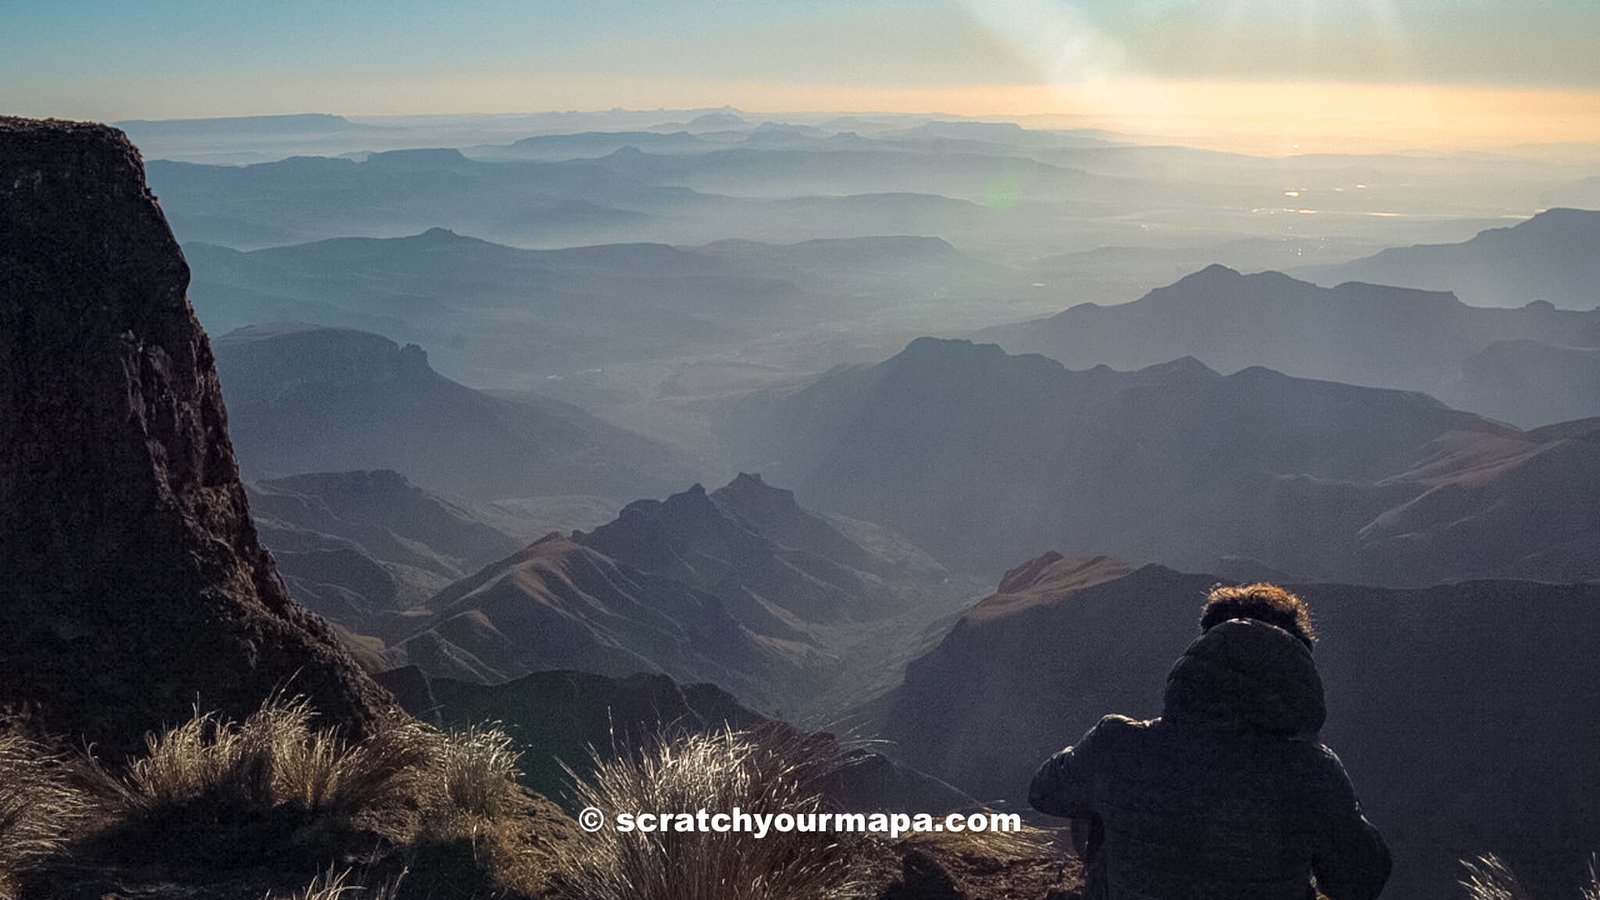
[
  {"x1": 0, "y1": 731, "x2": 92, "y2": 895},
  {"x1": 1461, "y1": 855, "x2": 1532, "y2": 900},
  {"x1": 899, "y1": 818, "x2": 1053, "y2": 861},
  {"x1": 427, "y1": 723, "x2": 524, "y2": 824},
  {"x1": 105, "y1": 699, "x2": 431, "y2": 819},
  {"x1": 1460, "y1": 853, "x2": 1600, "y2": 900},
  {"x1": 266, "y1": 865, "x2": 405, "y2": 900},
  {"x1": 2, "y1": 699, "x2": 565, "y2": 899},
  {"x1": 554, "y1": 726, "x2": 872, "y2": 900},
  {"x1": 274, "y1": 717, "x2": 435, "y2": 818}
]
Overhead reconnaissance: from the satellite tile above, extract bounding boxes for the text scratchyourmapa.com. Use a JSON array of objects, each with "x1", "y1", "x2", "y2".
[{"x1": 577, "y1": 806, "x2": 1023, "y2": 840}]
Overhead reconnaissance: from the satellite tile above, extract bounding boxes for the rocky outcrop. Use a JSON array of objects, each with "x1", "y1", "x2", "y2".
[{"x1": 0, "y1": 118, "x2": 390, "y2": 753}]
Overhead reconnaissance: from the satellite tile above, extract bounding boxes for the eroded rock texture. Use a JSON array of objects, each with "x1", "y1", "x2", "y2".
[{"x1": 0, "y1": 117, "x2": 390, "y2": 753}]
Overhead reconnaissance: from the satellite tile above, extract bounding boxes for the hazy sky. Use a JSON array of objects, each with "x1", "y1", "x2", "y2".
[{"x1": 8, "y1": 0, "x2": 1600, "y2": 151}]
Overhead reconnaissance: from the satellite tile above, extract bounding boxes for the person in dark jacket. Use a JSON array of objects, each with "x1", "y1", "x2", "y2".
[{"x1": 1029, "y1": 584, "x2": 1390, "y2": 900}]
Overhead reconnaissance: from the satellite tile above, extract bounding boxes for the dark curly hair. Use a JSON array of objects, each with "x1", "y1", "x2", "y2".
[{"x1": 1201, "y1": 583, "x2": 1315, "y2": 649}]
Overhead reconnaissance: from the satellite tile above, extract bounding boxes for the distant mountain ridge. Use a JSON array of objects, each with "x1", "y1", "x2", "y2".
[
  {"x1": 983, "y1": 263, "x2": 1600, "y2": 426},
  {"x1": 1295, "y1": 207, "x2": 1600, "y2": 309},
  {"x1": 386, "y1": 475, "x2": 956, "y2": 714},
  {"x1": 213, "y1": 323, "x2": 696, "y2": 502},
  {"x1": 247, "y1": 470, "x2": 520, "y2": 645},
  {"x1": 728, "y1": 337, "x2": 1600, "y2": 584},
  {"x1": 184, "y1": 227, "x2": 1032, "y2": 390}
]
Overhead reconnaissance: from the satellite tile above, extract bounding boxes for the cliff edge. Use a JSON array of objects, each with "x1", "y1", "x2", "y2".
[{"x1": 0, "y1": 117, "x2": 390, "y2": 752}]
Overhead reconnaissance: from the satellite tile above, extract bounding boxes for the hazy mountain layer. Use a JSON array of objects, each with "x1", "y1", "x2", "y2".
[
  {"x1": 387, "y1": 476, "x2": 960, "y2": 715},
  {"x1": 870, "y1": 558, "x2": 1600, "y2": 899},
  {"x1": 185, "y1": 228, "x2": 1027, "y2": 388},
  {"x1": 983, "y1": 262, "x2": 1600, "y2": 426},
  {"x1": 140, "y1": 118, "x2": 1592, "y2": 258},
  {"x1": 1455, "y1": 339, "x2": 1600, "y2": 426},
  {"x1": 727, "y1": 337, "x2": 1600, "y2": 583},
  {"x1": 212, "y1": 323, "x2": 697, "y2": 502},
  {"x1": 1296, "y1": 207, "x2": 1600, "y2": 309},
  {"x1": 247, "y1": 470, "x2": 520, "y2": 644}
]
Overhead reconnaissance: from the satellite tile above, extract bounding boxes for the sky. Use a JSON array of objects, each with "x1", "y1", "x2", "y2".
[{"x1": 7, "y1": 0, "x2": 1600, "y2": 153}]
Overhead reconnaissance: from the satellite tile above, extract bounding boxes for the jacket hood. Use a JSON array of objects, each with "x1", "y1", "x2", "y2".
[{"x1": 1162, "y1": 617, "x2": 1325, "y2": 736}]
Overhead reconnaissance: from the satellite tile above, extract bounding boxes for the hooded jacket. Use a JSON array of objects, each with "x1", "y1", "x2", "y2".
[{"x1": 1029, "y1": 618, "x2": 1390, "y2": 900}]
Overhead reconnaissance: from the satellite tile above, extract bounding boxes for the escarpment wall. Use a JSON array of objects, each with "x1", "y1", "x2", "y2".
[{"x1": 0, "y1": 117, "x2": 390, "y2": 752}]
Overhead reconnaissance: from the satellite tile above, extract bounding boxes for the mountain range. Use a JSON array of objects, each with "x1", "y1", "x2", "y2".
[
  {"x1": 185, "y1": 227, "x2": 1028, "y2": 390},
  {"x1": 246, "y1": 470, "x2": 521, "y2": 650},
  {"x1": 727, "y1": 337, "x2": 1600, "y2": 583},
  {"x1": 983, "y1": 251, "x2": 1600, "y2": 427},
  {"x1": 140, "y1": 123, "x2": 1560, "y2": 274},
  {"x1": 1295, "y1": 207, "x2": 1600, "y2": 309},
  {"x1": 212, "y1": 323, "x2": 697, "y2": 502},
  {"x1": 385, "y1": 475, "x2": 962, "y2": 716}
]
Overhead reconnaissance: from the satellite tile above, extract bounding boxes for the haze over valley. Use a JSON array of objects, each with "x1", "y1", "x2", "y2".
[
  {"x1": 7, "y1": 4, "x2": 1600, "y2": 894},
  {"x1": 61, "y1": 107, "x2": 1588, "y2": 898}
]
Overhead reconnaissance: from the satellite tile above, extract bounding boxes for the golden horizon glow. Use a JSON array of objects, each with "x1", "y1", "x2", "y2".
[{"x1": 16, "y1": 70, "x2": 1600, "y2": 158}]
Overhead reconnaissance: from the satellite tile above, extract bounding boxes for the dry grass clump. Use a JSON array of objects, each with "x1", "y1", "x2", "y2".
[
  {"x1": 899, "y1": 817, "x2": 1052, "y2": 861},
  {"x1": 555, "y1": 726, "x2": 871, "y2": 900},
  {"x1": 1, "y1": 697, "x2": 556, "y2": 898},
  {"x1": 1460, "y1": 855, "x2": 1531, "y2": 900},
  {"x1": 106, "y1": 698, "x2": 432, "y2": 819},
  {"x1": 0, "y1": 732, "x2": 92, "y2": 895},
  {"x1": 266, "y1": 866, "x2": 405, "y2": 900},
  {"x1": 427, "y1": 723, "x2": 524, "y2": 824},
  {"x1": 1460, "y1": 853, "x2": 1600, "y2": 900}
]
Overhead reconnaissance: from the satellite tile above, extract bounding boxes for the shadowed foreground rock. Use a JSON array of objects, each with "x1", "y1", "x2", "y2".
[{"x1": 0, "y1": 117, "x2": 390, "y2": 753}]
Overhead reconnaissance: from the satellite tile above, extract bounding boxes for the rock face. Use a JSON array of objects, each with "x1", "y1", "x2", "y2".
[{"x1": 0, "y1": 118, "x2": 390, "y2": 752}]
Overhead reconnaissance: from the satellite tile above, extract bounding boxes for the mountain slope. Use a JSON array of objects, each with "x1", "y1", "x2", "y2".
[
  {"x1": 389, "y1": 532, "x2": 787, "y2": 705},
  {"x1": 982, "y1": 264, "x2": 1600, "y2": 424},
  {"x1": 378, "y1": 666, "x2": 973, "y2": 817},
  {"x1": 871, "y1": 559, "x2": 1600, "y2": 900},
  {"x1": 0, "y1": 118, "x2": 390, "y2": 752},
  {"x1": 1295, "y1": 207, "x2": 1600, "y2": 309},
  {"x1": 727, "y1": 338, "x2": 1599, "y2": 583},
  {"x1": 387, "y1": 475, "x2": 958, "y2": 713},
  {"x1": 1453, "y1": 339, "x2": 1600, "y2": 426},
  {"x1": 247, "y1": 470, "x2": 520, "y2": 641},
  {"x1": 212, "y1": 323, "x2": 697, "y2": 502}
]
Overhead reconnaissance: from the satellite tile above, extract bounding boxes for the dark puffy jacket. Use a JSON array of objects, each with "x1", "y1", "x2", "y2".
[{"x1": 1029, "y1": 618, "x2": 1391, "y2": 900}]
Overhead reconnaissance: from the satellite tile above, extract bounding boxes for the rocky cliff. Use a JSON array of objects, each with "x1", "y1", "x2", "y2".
[{"x1": 0, "y1": 117, "x2": 390, "y2": 752}]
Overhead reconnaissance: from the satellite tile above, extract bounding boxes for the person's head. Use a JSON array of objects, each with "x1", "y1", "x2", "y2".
[{"x1": 1201, "y1": 583, "x2": 1315, "y2": 650}]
